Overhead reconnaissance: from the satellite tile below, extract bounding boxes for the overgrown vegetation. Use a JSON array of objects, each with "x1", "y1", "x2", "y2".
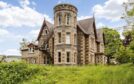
[
  {"x1": 0, "y1": 62, "x2": 39, "y2": 84},
  {"x1": 0, "y1": 62, "x2": 134, "y2": 84},
  {"x1": 19, "y1": 63, "x2": 134, "y2": 84}
]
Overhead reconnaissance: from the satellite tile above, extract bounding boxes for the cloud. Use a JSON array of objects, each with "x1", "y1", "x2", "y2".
[
  {"x1": 96, "y1": 22, "x2": 105, "y2": 28},
  {"x1": 0, "y1": 1, "x2": 52, "y2": 28},
  {"x1": 0, "y1": 49, "x2": 21, "y2": 56},
  {"x1": 0, "y1": 28, "x2": 10, "y2": 42},
  {"x1": 0, "y1": 1, "x2": 10, "y2": 8},
  {"x1": 29, "y1": 29, "x2": 40, "y2": 38},
  {"x1": 78, "y1": 16, "x2": 91, "y2": 20},
  {"x1": 0, "y1": 28, "x2": 23, "y2": 43},
  {"x1": 31, "y1": 1, "x2": 36, "y2": 6},
  {"x1": 57, "y1": 0, "x2": 66, "y2": 4},
  {"x1": 20, "y1": 0, "x2": 30, "y2": 7},
  {"x1": 0, "y1": 28, "x2": 9, "y2": 37},
  {"x1": 0, "y1": 0, "x2": 54, "y2": 56},
  {"x1": 92, "y1": 0, "x2": 127, "y2": 21}
]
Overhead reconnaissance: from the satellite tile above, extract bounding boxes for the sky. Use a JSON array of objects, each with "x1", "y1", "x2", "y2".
[{"x1": 0, "y1": 0, "x2": 128, "y2": 56}]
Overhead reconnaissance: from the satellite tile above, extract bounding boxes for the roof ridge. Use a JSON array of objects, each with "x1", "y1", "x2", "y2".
[{"x1": 78, "y1": 17, "x2": 93, "y2": 22}]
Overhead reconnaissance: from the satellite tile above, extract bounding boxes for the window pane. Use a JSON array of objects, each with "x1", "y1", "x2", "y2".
[
  {"x1": 58, "y1": 33, "x2": 61, "y2": 43},
  {"x1": 58, "y1": 52, "x2": 61, "y2": 62},
  {"x1": 67, "y1": 52, "x2": 70, "y2": 62},
  {"x1": 67, "y1": 14, "x2": 70, "y2": 25},
  {"x1": 66, "y1": 32, "x2": 70, "y2": 44},
  {"x1": 59, "y1": 15, "x2": 62, "y2": 25}
]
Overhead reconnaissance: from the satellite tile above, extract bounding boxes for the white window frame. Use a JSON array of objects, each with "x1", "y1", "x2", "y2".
[{"x1": 66, "y1": 32, "x2": 71, "y2": 44}]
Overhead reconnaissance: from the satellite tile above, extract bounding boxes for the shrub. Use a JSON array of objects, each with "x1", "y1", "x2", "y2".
[{"x1": 0, "y1": 62, "x2": 39, "y2": 84}]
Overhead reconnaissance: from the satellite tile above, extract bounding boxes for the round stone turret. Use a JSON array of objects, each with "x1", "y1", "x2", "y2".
[
  {"x1": 53, "y1": 3, "x2": 78, "y2": 65},
  {"x1": 54, "y1": 3, "x2": 77, "y2": 27}
]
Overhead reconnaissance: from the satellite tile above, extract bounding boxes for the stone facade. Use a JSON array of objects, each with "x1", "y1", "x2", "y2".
[{"x1": 20, "y1": 3, "x2": 107, "y2": 65}]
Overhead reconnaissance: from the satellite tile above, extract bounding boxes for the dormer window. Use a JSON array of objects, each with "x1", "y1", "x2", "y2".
[
  {"x1": 45, "y1": 30, "x2": 48, "y2": 35},
  {"x1": 29, "y1": 47, "x2": 34, "y2": 53}
]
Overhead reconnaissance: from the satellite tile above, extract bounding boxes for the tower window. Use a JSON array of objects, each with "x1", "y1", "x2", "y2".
[
  {"x1": 59, "y1": 14, "x2": 62, "y2": 25},
  {"x1": 66, "y1": 32, "x2": 70, "y2": 44},
  {"x1": 67, "y1": 52, "x2": 70, "y2": 62},
  {"x1": 58, "y1": 32, "x2": 61, "y2": 43},
  {"x1": 67, "y1": 13, "x2": 70, "y2": 25},
  {"x1": 58, "y1": 52, "x2": 61, "y2": 62}
]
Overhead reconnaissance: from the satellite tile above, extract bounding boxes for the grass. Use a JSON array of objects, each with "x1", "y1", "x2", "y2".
[{"x1": 21, "y1": 63, "x2": 134, "y2": 84}]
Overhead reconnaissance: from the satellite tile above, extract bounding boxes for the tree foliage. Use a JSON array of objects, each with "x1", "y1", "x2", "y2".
[
  {"x1": 127, "y1": 7, "x2": 134, "y2": 16},
  {"x1": 103, "y1": 27, "x2": 122, "y2": 64},
  {"x1": 122, "y1": 26, "x2": 134, "y2": 64},
  {"x1": 128, "y1": 40, "x2": 134, "y2": 63},
  {"x1": 115, "y1": 46, "x2": 131, "y2": 63}
]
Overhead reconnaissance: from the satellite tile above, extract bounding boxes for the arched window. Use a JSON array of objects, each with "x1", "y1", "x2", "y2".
[
  {"x1": 67, "y1": 13, "x2": 70, "y2": 25},
  {"x1": 59, "y1": 14, "x2": 62, "y2": 25}
]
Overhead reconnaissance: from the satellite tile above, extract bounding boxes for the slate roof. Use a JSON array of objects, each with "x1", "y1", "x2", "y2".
[
  {"x1": 37, "y1": 19, "x2": 53, "y2": 40},
  {"x1": 96, "y1": 29, "x2": 104, "y2": 43},
  {"x1": 37, "y1": 17, "x2": 98, "y2": 42},
  {"x1": 77, "y1": 18, "x2": 95, "y2": 35}
]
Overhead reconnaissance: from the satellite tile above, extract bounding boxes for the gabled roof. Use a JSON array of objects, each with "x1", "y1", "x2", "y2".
[
  {"x1": 37, "y1": 19, "x2": 53, "y2": 40},
  {"x1": 37, "y1": 17, "x2": 98, "y2": 42},
  {"x1": 77, "y1": 18, "x2": 95, "y2": 35},
  {"x1": 97, "y1": 29, "x2": 104, "y2": 43},
  {"x1": 27, "y1": 43, "x2": 38, "y2": 47}
]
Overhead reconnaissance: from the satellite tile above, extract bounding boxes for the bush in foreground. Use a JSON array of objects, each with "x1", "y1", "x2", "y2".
[{"x1": 0, "y1": 62, "x2": 39, "y2": 84}]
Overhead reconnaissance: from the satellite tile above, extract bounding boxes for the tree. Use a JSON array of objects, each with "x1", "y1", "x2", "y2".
[
  {"x1": 122, "y1": 1, "x2": 134, "y2": 26},
  {"x1": 127, "y1": 40, "x2": 134, "y2": 63},
  {"x1": 103, "y1": 28, "x2": 122, "y2": 64},
  {"x1": 122, "y1": 28, "x2": 134, "y2": 64},
  {"x1": 115, "y1": 46, "x2": 131, "y2": 64},
  {"x1": 127, "y1": 8, "x2": 134, "y2": 16}
]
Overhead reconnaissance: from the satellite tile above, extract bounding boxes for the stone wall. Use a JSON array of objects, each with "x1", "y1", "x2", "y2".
[
  {"x1": 53, "y1": 4, "x2": 77, "y2": 65},
  {"x1": 21, "y1": 49, "x2": 39, "y2": 64}
]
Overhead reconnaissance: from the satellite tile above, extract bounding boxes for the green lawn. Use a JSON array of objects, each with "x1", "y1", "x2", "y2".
[{"x1": 0, "y1": 62, "x2": 134, "y2": 84}]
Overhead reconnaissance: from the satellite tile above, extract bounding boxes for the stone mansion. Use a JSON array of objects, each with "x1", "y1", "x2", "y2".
[{"x1": 20, "y1": 3, "x2": 107, "y2": 65}]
